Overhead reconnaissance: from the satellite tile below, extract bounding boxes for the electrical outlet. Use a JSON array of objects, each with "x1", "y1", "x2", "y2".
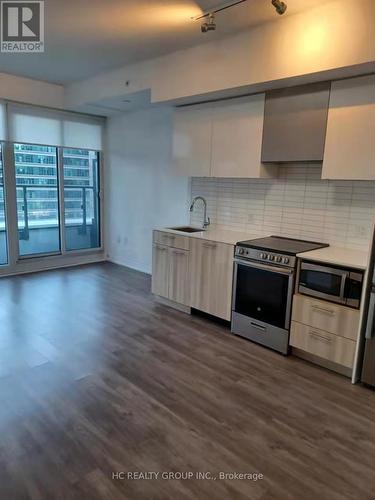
[{"x1": 354, "y1": 225, "x2": 368, "y2": 238}]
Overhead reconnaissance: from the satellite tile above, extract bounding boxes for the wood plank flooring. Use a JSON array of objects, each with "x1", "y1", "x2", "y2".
[{"x1": 0, "y1": 262, "x2": 375, "y2": 499}]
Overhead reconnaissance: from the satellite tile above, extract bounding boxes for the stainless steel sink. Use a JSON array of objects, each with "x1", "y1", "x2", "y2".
[{"x1": 168, "y1": 226, "x2": 205, "y2": 233}]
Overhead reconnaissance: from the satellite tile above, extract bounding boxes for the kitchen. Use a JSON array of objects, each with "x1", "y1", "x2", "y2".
[{"x1": 152, "y1": 75, "x2": 375, "y2": 384}]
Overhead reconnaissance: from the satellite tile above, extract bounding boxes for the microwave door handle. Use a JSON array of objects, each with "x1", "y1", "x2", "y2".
[
  {"x1": 366, "y1": 292, "x2": 375, "y2": 339},
  {"x1": 340, "y1": 273, "x2": 348, "y2": 301}
]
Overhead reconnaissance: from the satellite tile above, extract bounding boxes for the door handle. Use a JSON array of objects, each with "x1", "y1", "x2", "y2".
[
  {"x1": 340, "y1": 273, "x2": 348, "y2": 301},
  {"x1": 250, "y1": 322, "x2": 266, "y2": 332},
  {"x1": 365, "y1": 292, "x2": 375, "y2": 339},
  {"x1": 311, "y1": 304, "x2": 335, "y2": 315},
  {"x1": 234, "y1": 259, "x2": 293, "y2": 275},
  {"x1": 309, "y1": 330, "x2": 332, "y2": 343}
]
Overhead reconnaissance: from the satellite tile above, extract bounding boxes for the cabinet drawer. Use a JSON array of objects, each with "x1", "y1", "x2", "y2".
[
  {"x1": 153, "y1": 231, "x2": 189, "y2": 250},
  {"x1": 292, "y1": 294, "x2": 359, "y2": 341},
  {"x1": 290, "y1": 321, "x2": 356, "y2": 369}
]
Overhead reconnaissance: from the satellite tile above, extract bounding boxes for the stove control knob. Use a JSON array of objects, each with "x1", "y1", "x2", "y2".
[
  {"x1": 238, "y1": 248, "x2": 245, "y2": 255},
  {"x1": 260, "y1": 253, "x2": 266, "y2": 259},
  {"x1": 283, "y1": 257, "x2": 290, "y2": 264},
  {"x1": 268, "y1": 254, "x2": 275, "y2": 261},
  {"x1": 276, "y1": 256, "x2": 282, "y2": 263}
]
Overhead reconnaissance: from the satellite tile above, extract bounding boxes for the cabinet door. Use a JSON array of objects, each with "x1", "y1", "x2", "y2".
[
  {"x1": 211, "y1": 94, "x2": 267, "y2": 178},
  {"x1": 290, "y1": 321, "x2": 356, "y2": 369},
  {"x1": 152, "y1": 244, "x2": 169, "y2": 298},
  {"x1": 190, "y1": 239, "x2": 234, "y2": 320},
  {"x1": 168, "y1": 248, "x2": 190, "y2": 306},
  {"x1": 322, "y1": 75, "x2": 375, "y2": 180},
  {"x1": 262, "y1": 82, "x2": 330, "y2": 163},
  {"x1": 172, "y1": 105, "x2": 212, "y2": 177}
]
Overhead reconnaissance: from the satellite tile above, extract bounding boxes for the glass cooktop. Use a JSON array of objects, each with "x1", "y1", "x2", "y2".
[{"x1": 237, "y1": 236, "x2": 329, "y2": 256}]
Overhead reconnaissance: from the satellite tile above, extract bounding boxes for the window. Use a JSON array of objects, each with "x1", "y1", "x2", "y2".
[
  {"x1": 63, "y1": 149, "x2": 100, "y2": 251},
  {"x1": 0, "y1": 145, "x2": 7, "y2": 265},
  {"x1": 15, "y1": 144, "x2": 61, "y2": 256},
  {"x1": 0, "y1": 103, "x2": 104, "y2": 269}
]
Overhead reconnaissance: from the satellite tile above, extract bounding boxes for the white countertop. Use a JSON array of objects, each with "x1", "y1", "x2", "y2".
[
  {"x1": 155, "y1": 226, "x2": 260, "y2": 246},
  {"x1": 156, "y1": 226, "x2": 370, "y2": 269},
  {"x1": 297, "y1": 246, "x2": 369, "y2": 270}
]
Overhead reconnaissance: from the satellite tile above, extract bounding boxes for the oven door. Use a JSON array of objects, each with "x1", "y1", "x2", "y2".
[
  {"x1": 233, "y1": 259, "x2": 294, "y2": 330},
  {"x1": 299, "y1": 262, "x2": 348, "y2": 305}
]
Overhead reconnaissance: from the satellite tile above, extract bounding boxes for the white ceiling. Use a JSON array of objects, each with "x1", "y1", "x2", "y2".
[{"x1": 0, "y1": 0, "x2": 334, "y2": 85}]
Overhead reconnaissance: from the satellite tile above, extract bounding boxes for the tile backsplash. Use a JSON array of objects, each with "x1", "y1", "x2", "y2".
[{"x1": 190, "y1": 165, "x2": 375, "y2": 251}]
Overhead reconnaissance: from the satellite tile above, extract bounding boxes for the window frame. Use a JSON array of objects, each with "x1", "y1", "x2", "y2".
[
  {"x1": 62, "y1": 148, "x2": 101, "y2": 253},
  {"x1": 0, "y1": 142, "x2": 9, "y2": 265},
  {"x1": 14, "y1": 142, "x2": 62, "y2": 259},
  {"x1": 0, "y1": 141, "x2": 104, "y2": 273}
]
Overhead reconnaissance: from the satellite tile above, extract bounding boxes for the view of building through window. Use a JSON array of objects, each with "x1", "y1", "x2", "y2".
[
  {"x1": 11, "y1": 144, "x2": 100, "y2": 258},
  {"x1": 0, "y1": 146, "x2": 7, "y2": 265},
  {"x1": 15, "y1": 144, "x2": 60, "y2": 256},
  {"x1": 64, "y1": 148, "x2": 100, "y2": 251}
]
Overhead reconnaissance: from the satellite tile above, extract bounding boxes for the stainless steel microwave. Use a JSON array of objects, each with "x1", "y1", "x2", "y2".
[{"x1": 298, "y1": 261, "x2": 363, "y2": 309}]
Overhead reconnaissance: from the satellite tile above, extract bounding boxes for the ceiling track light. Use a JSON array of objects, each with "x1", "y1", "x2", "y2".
[
  {"x1": 201, "y1": 13, "x2": 216, "y2": 33},
  {"x1": 272, "y1": 0, "x2": 287, "y2": 15},
  {"x1": 194, "y1": 0, "x2": 287, "y2": 33}
]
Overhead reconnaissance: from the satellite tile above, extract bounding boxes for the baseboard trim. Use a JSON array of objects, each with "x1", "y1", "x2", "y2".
[
  {"x1": 106, "y1": 258, "x2": 151, "y2": 276},
  {"x1": 291, "y1": 347, "x2": 352, "y2": 378},
  {"x1": 0, "y1": 255, "x2": 106, "y2": 279},
  {"x1": 154, "y1": 295, "x2": 191, "y2": 314}
]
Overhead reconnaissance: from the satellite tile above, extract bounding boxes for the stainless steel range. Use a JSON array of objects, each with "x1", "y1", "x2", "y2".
[{"x1": 231, "y1": 236, "x2": 329, "y2": 354}]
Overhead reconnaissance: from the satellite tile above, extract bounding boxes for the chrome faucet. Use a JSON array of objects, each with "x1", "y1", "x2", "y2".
[{"x1": 189, "y1": 196, "x2": 210, "y2": 229}]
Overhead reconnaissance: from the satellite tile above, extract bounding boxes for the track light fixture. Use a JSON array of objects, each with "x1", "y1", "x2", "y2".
[
  {"x1": 194, "y1": 0, "x2": 287, "y2": 33},
  {"x1": 272, "y1": 0, "x2": 287, "y2": 15},
  {"x1": 201, "y1": 13, "x2": 216, "y2": 33}
]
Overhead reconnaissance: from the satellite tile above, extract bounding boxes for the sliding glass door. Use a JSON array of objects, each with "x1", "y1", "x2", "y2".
[
  {"x1": 15, "y1": 144, "x2": 61, "y2": 257},
  {"x1": 63, "y1": 149, "x2": 100, "y2": 251},
  {"x1": 0, "y1": 145, "x2": 8, "y2": 265}
]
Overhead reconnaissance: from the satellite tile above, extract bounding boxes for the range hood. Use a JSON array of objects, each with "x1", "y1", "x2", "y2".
[{"x1": 261, "y1": 82, "x2": 331, "y2": 163}]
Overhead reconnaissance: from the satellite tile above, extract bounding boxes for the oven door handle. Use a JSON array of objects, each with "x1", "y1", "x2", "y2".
[{"x1": 234, "y1": 259, "x2": 294, "y2": 275}]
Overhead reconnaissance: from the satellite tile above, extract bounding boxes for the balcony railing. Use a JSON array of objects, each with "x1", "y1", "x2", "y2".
[{"x1": 17, "y1": 184, "x2": 97, "y2": 241}]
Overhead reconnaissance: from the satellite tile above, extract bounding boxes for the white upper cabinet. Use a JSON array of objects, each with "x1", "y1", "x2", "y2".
[
  {"x1": 322, "y1": 74, "x2": 375, "y2": 180},
  {"x1": 172, "y1": 94, "x2": 273, "y2": 178},
  {"x1": 211, "y1": 94, "x2": 270, "y2": 178},
  {"x1": 172, "y1": 104, "x2": 212, "y2": 177}
]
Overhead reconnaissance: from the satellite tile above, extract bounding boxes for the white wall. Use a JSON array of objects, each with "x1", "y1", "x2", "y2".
[
  {"x1": 0, "y1": 72, "x2": 64, "y2": 108},
  {"x1": 105, "y1": 107, "x2": 189, "y2": 273},
  {"x1": 191, "y1": 167, "x2": 375, "y2": 252},
  {"x1": 65, "y1": 0, "x2": 375, "y2": 111}
]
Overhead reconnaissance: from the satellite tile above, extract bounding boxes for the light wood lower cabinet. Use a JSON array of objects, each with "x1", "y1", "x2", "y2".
[
  {"x1": 152, "y1": 244, "x2": 169, "y2": 299},
  {"x1": 168, "y1": 248, "x2": 190, "y2": 306},
  {"x1": 290, "y1": 321, "x2": 356, "y2": 369},
  {"x1": 189, "y1": 239, "x2": 234, "y2": 321},
  {"x1": 152, "y1": 244, "x2": 190, "y2": 306},
  {"x1": 292, "y1": 294, "x2": 359, "y2": 341}
]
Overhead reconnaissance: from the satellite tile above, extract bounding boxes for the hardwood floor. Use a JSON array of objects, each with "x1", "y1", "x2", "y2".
[{"x1": 1, "y1": 262, "x2": 375, "y2": 499}]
